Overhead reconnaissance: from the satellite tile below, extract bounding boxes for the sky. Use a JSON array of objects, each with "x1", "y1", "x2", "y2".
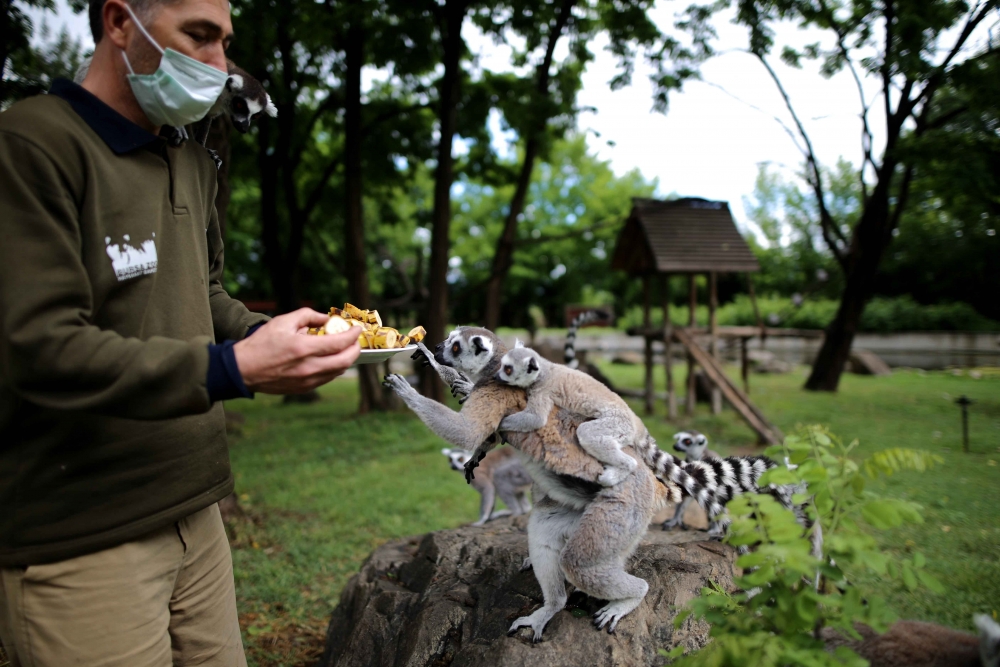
[{"x1": 25, "y1": 1, "x2": 963, "y2": 233}]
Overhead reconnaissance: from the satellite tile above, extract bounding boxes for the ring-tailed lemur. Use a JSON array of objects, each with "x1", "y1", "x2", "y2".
[
  {"x1": 383, "y1": 327, "x2": 682, "y2": 638},
  {"x1": 442, "y1": 446, "x2": 532, "y2": 526},
  {"x1": 74, "y1": 57, "x2": 277, "y2": 169},
  {"x1": 662, "y1": 430, "x2": 720, "y2": 530},
  {"x1": 498, "y1": 345, "x2": 640, "y2": 487},
  {"x1": 564, "y1": 309, "x2": 610, "y2": 369}
]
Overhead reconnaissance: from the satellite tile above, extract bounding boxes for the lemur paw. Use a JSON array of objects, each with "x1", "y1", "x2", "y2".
[
  {"x1": 661, "y1": 517, "x2": 686, "y2": 531},
  {"x1": 508, "y1": 608, "x2": 556, "y2": 643},
  {"x1": 463, "y1": 459, "x2": 479, "y2": 484},
  {"x1": 597, "y1": 466, "x2": 630, "y2": 487},
  {"x1": 449, "y1": 377, "x2": 474, "y2": 401},
  {"x1": 206, "y1": 148, "x2": 223, "y2": 171},
  {"x1": 593, "y1": 598, "x2": 642, "y2": 634},
  {"x1": 382, "y1": 374, "x2": 416, "y2": 397},
  {"x1": 411, "y1": 342, "x2": 434, "y2": 368}
]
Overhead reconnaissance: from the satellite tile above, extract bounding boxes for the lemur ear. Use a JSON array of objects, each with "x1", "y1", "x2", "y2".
[
  {"x1": 514, "y1": 339, "x2": 524, "y2": 348},
  {"x1": 527, "y1": 357, "x2": 539, "y2": 373},
  {"x1": 441, "y1": 448, "x2": 452, "y2": 455},
  {"x1": 472, "y1": 336, "x2": 488, "y2": 355},
  {"x1": 264, "y1": 94, "x2": 278, "y2": 118}
]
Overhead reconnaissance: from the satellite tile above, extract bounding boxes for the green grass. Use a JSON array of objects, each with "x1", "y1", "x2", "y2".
[{"x1": 225, "y1": 365, "x2": 1000, "y2": 666}]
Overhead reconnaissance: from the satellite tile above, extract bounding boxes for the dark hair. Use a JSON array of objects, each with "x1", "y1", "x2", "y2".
[{"x1": 88, "y1": 0, "x2": 175, "y2": 43}]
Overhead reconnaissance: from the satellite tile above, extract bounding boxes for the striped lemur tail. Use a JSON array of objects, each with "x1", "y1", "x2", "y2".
[{"x1": 564, "y1": 309, "x2": 611, "y2": 369}]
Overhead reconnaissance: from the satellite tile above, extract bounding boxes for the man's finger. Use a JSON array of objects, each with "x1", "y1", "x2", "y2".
[
  {"x1": 299, "y1": 339, "x2": 361, "y2": 375},
  {"x1": 298, "y1": 326, "x2": 362, "y2": 356},
  {"x1": 284, "y1": 307, "x2": 332, "y2": 331}
]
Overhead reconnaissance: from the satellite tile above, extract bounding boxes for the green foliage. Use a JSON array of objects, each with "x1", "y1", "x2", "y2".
[
  {"x1": 614, "y1": 294, "x2": 1000, "y2": 333},
  {"x1": 668, "y1": 426, "x2": 944, "y2": 666},
  {"x1": 1, "y1": 6, "x2": 85, "y2": 110}
]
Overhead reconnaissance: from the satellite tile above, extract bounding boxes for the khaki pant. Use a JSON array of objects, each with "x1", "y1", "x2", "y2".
[{"x1": 0, "y1": 504, "x2": 246, "y2": 667}]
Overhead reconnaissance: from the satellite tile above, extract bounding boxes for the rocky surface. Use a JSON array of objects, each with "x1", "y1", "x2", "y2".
[{"x1": 318, "y1": 517, "x2": 736, "y2": 667}]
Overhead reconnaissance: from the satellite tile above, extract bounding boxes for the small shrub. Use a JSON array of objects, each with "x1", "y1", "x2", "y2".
[{"x1": 664, "y1": 426, "x2": 944, "y2": 666}]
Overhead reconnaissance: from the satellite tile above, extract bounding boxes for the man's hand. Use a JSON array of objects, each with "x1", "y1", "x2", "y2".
[{"x1": 234, "y1": 308, "x2": 360, "y2": 394}]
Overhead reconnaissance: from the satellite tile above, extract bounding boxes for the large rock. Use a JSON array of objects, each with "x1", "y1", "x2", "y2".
[{"x1": 318, "y1": 517, "x2": 736, "y2": 667}]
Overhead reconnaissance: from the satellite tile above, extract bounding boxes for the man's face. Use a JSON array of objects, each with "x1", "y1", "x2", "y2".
[{"x1": 123, "y1": 0, "x2": 232, "y2": 76}]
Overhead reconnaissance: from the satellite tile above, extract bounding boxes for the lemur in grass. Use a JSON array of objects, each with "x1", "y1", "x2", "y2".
[{"x1": 442, "y1": 447, "x2": 532, "y2": 526}]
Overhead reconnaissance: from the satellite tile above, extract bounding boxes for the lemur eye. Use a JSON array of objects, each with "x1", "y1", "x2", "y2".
[
  {"x1": 504, "y1": 365, "x2": 513, "y2": 376},
  {"x1": 684, "y1": 438, "x2": 692, "y2": 445},
  {"x1": 452, "y1": 343, "x2": 460, "y2": 354}
]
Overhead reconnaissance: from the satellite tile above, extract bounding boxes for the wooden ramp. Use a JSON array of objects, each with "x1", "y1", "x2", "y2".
[{"x1": 673, "y1": 328, "x2": 784, "y2": 446}]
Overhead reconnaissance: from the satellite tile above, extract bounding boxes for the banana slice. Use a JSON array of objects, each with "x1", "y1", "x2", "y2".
[{"x1": 323, "y1": 315, "x2": 351, "y2": 335}]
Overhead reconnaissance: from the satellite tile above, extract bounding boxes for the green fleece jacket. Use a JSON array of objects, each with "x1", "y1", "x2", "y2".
[{"x1": 0, "y1": 80, "x2": 268, "y2": 566}]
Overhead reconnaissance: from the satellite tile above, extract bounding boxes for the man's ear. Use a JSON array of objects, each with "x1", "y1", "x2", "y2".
[
  {"x1": 528, "y1": 357, "x2": 539, "y2": 373},
  {"x1": 472, "y1": 336, "x2": 488, "y2": 355}
]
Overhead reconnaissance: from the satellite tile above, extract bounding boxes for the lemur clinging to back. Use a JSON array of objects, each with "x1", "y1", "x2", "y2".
[
  {"x1": 441, "y1": 446, "x2": 532, "y2": 526},
  {"x1": 498, "y1": 345, "x2": 641, "y2": 487},
  {"x1": 384, "y1": 327, "x2": 682, "y2": 638}
]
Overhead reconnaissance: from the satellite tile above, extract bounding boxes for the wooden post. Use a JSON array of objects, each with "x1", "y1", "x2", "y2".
[
  {"x1": 662, "y1": 274, "x2": 676, "y2": 420},
  {"x1": 709, "y1": 272, "x2": 722, "y2": 415},
  {"x1": 643, "y1": 275, "x2": 654, "y2": 415},
  {"x1": 741, "y1": 336, "x2": 750, "y2": 394},
  {"x1": 686, "y1": 274, "x2": 697, "y2": 416}
]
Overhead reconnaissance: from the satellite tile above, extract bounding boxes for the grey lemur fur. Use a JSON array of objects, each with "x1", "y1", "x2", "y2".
[
  {"x1": 74, "y1": 56, "x2": 277, "y2": 169},
  {"x1": 384, "y1": 326, "x2": 680, "y2": 639},
  {"x1": 498, "y1": 345, "x2": 641, "y2": 487},
  {"x1": 442, "y1": 446, "x2": 532, "y2": 526},
  {"x1": 662, "y1": 430, "x2": 720, "y2": 530},
  {"x1": 564, "y1": 309, "x2": 610, "y2": 369}
]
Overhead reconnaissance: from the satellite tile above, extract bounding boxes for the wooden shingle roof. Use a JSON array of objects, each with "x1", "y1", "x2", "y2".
[{"x1": 611, "y1": 197, "x2": 760, "y2": 275}]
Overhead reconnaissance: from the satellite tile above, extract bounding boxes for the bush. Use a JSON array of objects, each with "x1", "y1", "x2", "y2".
[
  {"x1": 615, "y1": 295, "x2": 999, "y2": 333},
  {"x1": 665, "y1": 426, "x2": 944, "y2": 666}
]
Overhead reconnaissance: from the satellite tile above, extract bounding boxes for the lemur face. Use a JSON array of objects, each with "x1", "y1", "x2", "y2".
[
  {"x1": 441, "y1": 448, "x2": 471, "y2": 471},
  {"x1": 497, "y1": 348, "x2": 541, "y2": 388},
  {"x1": 435, "y1": 327, "x2": 497, "y2": 378},
  {"x1": 673, "y1": 431, "x2": 708, "y2": 457},
  {"x1": 224, "y1": 73, "x2": 277, "y2": 133}
]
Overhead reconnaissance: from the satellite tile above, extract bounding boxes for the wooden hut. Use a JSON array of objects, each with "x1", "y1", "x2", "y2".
[{"x1": 611, "y1": 197, "x2": 781, "y2": 444}]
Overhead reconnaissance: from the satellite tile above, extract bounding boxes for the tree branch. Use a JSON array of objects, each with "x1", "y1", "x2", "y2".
[
  {"x1": 302, "y1": 154, "x2": 342, "y2": 221},
  {"x1": 757, "y1": 54, "x2": 848, "y2": 268},
  {"x1": 512, "y1": 217, "x2": 619, "y2": 247}
]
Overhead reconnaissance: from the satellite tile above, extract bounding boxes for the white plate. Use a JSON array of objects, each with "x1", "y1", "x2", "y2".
[{"x1": 353, "y1": 344, "x2": 417, "y2": 366}]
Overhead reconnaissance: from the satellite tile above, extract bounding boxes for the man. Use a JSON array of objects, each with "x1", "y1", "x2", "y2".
[{"x1": 0, "y1": 0, "x2": 360, "y2": 664}]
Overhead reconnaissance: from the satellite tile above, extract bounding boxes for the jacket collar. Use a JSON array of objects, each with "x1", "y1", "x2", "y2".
[{"x1": 49, "y1": 78, "x2": 160, "y2": 155}]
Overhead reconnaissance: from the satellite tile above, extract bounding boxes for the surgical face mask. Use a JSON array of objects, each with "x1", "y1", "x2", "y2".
[{"x1": 120, "y1": 3, "x2": 228, "y2": 127}]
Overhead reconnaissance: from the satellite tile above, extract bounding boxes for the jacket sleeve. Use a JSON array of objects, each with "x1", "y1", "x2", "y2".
[
  {"x1": 0, "y1": 131, "x2": 213, "y2": 420},
  {"x1": 205, "y1": 204, "x2": 270, "y2": 342}
]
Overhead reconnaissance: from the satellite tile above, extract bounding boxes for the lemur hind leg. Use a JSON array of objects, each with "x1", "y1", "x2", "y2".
[
  {"x1": 560, "y1": 468, "x2": 655, "y2": 634},
  {"x1": 662, "y1": 496, "x2": 691, "y2": 530},
  {"x1": 509, "y1": 496, "x2": 582, "y2": 642},
  {"x1": 576, "y1": 419, "x2": 638, "y2": 487}
]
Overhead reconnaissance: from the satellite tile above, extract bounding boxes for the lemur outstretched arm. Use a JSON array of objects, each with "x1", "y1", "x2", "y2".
[
  {"x1": 499, "y1": 394, "x2": 551, "y2": 433},
  {"x1": 411, "y1": 342, "x2": 474, "y2": 402}
]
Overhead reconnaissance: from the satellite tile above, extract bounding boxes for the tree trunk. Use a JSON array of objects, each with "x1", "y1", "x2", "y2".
[
  {"x1": 206, "y1": 115, "x2": 233, "y2": 238},
  {"x1": 805, "y1": 171, "x2": 896, "y2": 391},
  {"x1": 344, "y1": 9, "x2": 388, "y2": 413},
  {"x1": 482, "y1": 0, "x2": 575, "y2": 331},
  {"x1": 420, "y1": 0, "x2": 467, "y2": 402}
]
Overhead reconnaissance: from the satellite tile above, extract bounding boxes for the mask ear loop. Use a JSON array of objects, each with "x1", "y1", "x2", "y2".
[{"x1": 123, "y1": 3, "x2": 165, "y2": 55}]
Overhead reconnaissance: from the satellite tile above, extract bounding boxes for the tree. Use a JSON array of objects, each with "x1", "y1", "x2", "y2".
[
  {"x1": 730, "y1": 0, "x2": 1000, "y2": 391},
  {"x1": 1, "y1": 2, "x2": 84, "y2": 109},
  {"x1": 480, "y1": 0, "x2": 715, "y2": 330}
]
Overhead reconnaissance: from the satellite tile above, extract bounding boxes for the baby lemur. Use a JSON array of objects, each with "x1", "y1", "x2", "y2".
[
  {"x1": 497, "y1": 345, "x2": 642, "y2": 487},
  {"x1": 442, "y1": 446, "x2": 532, "y2": 526}
]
